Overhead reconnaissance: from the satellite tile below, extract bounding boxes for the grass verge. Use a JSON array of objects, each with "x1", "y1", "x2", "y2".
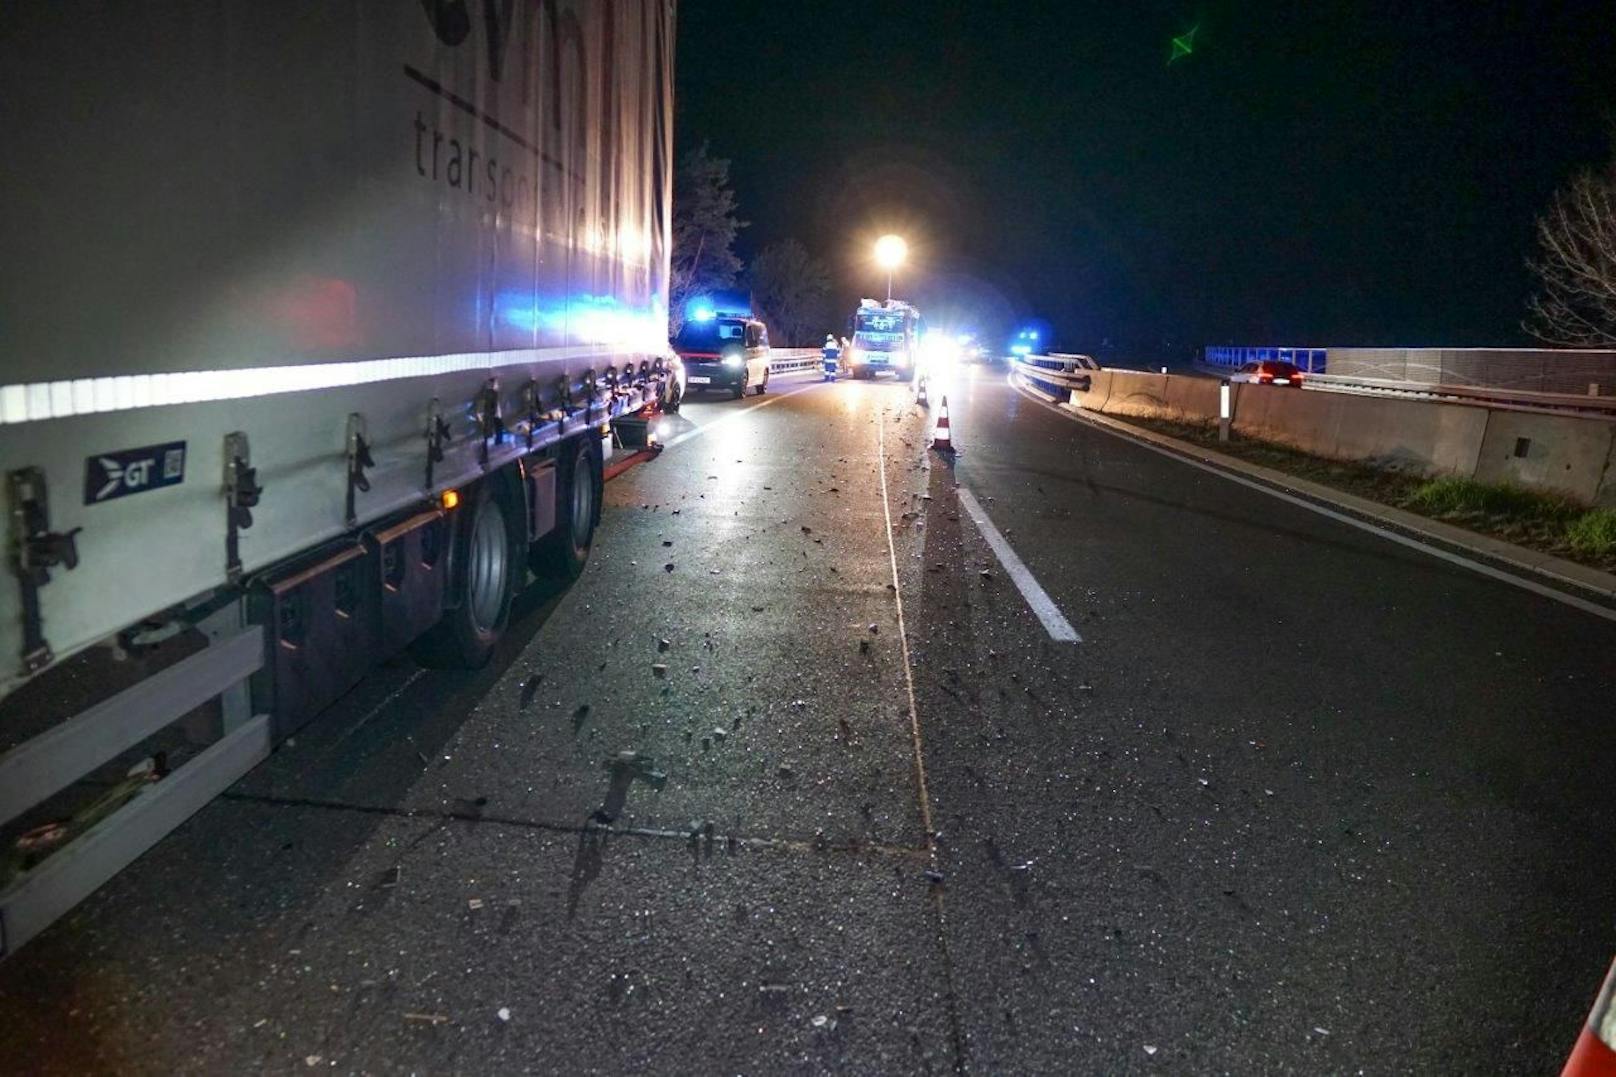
[{"x1": 1120, "y1": 415, "x2": 1616, "y2": 573}]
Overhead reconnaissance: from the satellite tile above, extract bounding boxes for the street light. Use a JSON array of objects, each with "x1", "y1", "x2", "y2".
[{"x1": 874, "y1": 234, "x2": 907, "y2": 303}]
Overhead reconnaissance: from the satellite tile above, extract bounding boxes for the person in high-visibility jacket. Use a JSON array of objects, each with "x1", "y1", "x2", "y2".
[{"x1": 821, "y1": 334, "x2": 841, "y2": 381}]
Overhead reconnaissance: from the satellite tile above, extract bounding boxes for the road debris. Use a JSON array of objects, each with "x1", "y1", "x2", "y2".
[
  {"x1": 497, "y1": 1007, "x2": 512, "y2": 1023},
  {"x1": 602, "y1": 751, "x2": 667, "y2": 789},
  {"x1": 658, "y1": 637, "x2": 671, "y2": 652},
  {"x1": 403, "y1": 1013, "x2": 450, "y2": 1026}
]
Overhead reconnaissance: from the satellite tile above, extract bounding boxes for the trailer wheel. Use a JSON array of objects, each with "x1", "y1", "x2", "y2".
[
  {"x1": 412, "y1": 481, "x2": 516, "y2": 669},
  {"x1": 531, "y1": 437, "x2": 602, "y2": 581}
]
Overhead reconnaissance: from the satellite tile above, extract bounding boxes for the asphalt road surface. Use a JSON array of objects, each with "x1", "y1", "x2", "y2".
[{"x1": 4, "y1": 364, "x2": 1615, "y2": 1074}]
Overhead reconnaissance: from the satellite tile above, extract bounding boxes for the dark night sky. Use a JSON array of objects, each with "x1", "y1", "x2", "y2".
[{"x1": 674, "y1": 1, "x2": 1616, "y2": 354}]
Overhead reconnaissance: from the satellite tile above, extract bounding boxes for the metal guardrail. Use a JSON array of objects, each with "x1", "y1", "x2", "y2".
[
  {"x1": 1009, "y1": 355, "x2": 1100, "y2": 399},
  {"x1": 1298, "y1": 372, "x2": 1616, "y2": 418},
  {"x1": 766, "y1": 349, "x2": 823, "y2": 374}
]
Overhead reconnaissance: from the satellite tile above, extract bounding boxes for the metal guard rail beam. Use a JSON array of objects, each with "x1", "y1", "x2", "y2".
[
  {"x1": 1009, "y1": 355, "x2": 1098, "y2": 397},
  {"x1": 766, "y1": 349, "x2": 823, "y2": 374},
  {"x1": 1302, "y1": 372, "x2": 1616, "y2": 418}
]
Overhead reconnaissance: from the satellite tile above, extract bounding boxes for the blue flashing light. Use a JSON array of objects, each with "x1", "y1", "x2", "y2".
[
  {"x1": 1010, "y1": 343, "x2": 1032, "y2": 356},
  {"x1": 684, "y1": 294, "x2": 719, "y2": 322}
]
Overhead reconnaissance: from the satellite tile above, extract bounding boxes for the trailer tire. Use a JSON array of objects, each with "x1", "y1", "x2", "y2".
[
  {"x1": 412, "y1": 480, "x2": 517, "y2": 669},
  {"x1": 531, "y1": 437, "x2": 602, "y2": 581}
]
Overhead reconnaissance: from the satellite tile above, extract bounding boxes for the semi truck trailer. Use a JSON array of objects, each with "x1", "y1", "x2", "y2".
[{"x1": 0, "y1": 1, "x2": 676, "y2": 955}]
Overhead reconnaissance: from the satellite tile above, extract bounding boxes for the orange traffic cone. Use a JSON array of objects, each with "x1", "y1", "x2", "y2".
[
  {"x1": 1562, "y1": 958, "x2": 1616, "y2": 1077},
  {"x1": 931, "y1": 396, "x2": 953, "y2": 452}
]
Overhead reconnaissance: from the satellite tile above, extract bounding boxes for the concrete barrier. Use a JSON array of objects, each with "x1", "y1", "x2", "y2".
[
  {"x1": 1051, "y1": 367, "x2": 1614, "y2": 504},
  {"x1": 1099, "y1": 371, "x2": 1171, "y2": 420},
  {"x1": 1598, "y1": 439, "x2": 1616, "y2": 508},
  {"x1": 1473, "y1": 410, "x2": 1616, "y2": 503},
  {"x1": 1334, "y1": 394, "x2": 1489, "y2": 475},
  {"x1": 1231, "y1": 384, "x2": 1344, "y2": 456},
  {"x1": 1067, "y1": 369, "x2": 1114, "y2": 412},
  {"x1": 1161, "y1": 376, "x2": 1221, "y2": 422},
  {"x1": 1231, "y1": 385, "x2": 1488, "y2": 475}
]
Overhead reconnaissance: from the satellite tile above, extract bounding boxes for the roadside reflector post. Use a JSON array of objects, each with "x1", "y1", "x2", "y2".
[
  {"x1": 1591, "y1": 383, "x2": 1601, "y2": 397},
  {"x1": 1219, "y1": 380, "x2": 1232, "y2": 443}
]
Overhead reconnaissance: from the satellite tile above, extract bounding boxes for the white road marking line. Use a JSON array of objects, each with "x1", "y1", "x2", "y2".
[
  {"x1": 955, "y1": 486, "x2": 1082, "y2": 643},
  {"x1": 660, "y1": 380, "x2": 823, "y2": 449},
  {"x1": 1012, "y1": 377, "x2": 1616, "y2": 625},
  {"x1": 876, "y1": 401, "x2": 936, "y2": 843}
]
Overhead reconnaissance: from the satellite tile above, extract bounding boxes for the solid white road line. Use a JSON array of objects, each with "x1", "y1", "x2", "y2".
[
  {"x1": 956, "y1": 486, "x2": 1082, "y2": 643},
  {"x1": 876, "y1": 400, "x2": 937, "y2": 843},
  {"x1": 661, "y1": 379, "x2": 823, "y2": 449},
  {"x1": 1011, "y1": 376, "x2": 1616, "y2": 625}
]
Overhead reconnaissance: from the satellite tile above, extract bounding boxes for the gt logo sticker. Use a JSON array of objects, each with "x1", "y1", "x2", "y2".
[{"x1": 84, "y1": 442, "x2": 186, "y2": 504}]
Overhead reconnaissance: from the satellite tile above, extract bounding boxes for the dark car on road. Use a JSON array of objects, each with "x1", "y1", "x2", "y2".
[{"x1": 671, "y1": 314, "x2": 772, "y2": 399}]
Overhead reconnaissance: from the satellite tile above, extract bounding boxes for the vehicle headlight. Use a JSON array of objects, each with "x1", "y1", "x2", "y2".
[
  {"x1": 851, "y1": 348, "x2": 865, "y2": 362},
  {"x1": 722, "y1": 352, "x2": 744, "y2": 368}
]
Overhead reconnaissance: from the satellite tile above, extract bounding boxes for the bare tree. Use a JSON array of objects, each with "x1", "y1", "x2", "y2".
[{"x1": 1524, "y1": 157, "x2": 1616, "y2": 346}]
